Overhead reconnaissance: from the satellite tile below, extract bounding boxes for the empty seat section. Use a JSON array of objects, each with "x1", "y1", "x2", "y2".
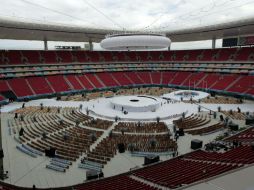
[
  {"x1": 100, "y1": 51, "x2": 113, "y2": 62},
  {"x1": 171, "y1": 72, "x2": 191, "y2": 85},
  {"x1": 235, "y1": 47, "x2": 254, "y2": 61},
  {"x1": 56, "y1": 51, "x2": 73, "y2": 63},
  {"x1": 85, "y1": 74, "x2": 104, "y2": 88},
  {"x1": 8, "y1": 78, "x2": 33, "y2": 97},
  {"x1": 112, "y1": 51, "x2": 126, "y2": 61},
  {"x1": 125, "y1": 72, "x2": 144, "y2": 84},
  {"x1": 212, "y1": 75, "x2": 239, "y2": 90},
  {"x1": 40, "y1": 51, "x2": 57, "y2": 64},
  {"x1": 111, "y1": 72, "x2": 132, "y2": 86},
  {"x1": 27, "y1": 77, "x2": 53, "y2": 95},
  {"x1": 75, "y1": 175, "x2": 157, "y2": 190},
  {"x1": 200, "y1": 49, "x2": 220, "y2": 61},
  {"x1": 174, "y1": 50, "x2": 186, "y2": 61},
  {"x1": 217, "y1": 48, "x2": 236, "y2": 61},
  {"x1": 74, "y1": 52, "x2": 87, "y2": 62},
  {"x1": 22, "y1": 51, "x2": 41, "y2": 64},
  {"x1": 126, "y1": 52, "x2": 137, "y2": 61},
  {"x1": 47, "y1": 75, "x2": 70, "y2": 92},
  {"x1": 137, "y1": 51, "x2": 149, "y2": 61},
  {"x1": 133, "y1": 158, "x2": 238, "y2": 188},
  {"x1": 182, "y1": 72, "x2": 205, "y2": 87},
  {"x1": 196, "y1": 73, "x2": 220, "y2": 88},
  {"x1": 228, "y1": 75, "x2": 254, "y2": 93},
  {"x1": 186, "y1": 146, "x2": 254, "y2": 164},
  {"x1": 0, "y1": 80, "x2": 10, "y2": 92},
  {"x1": 137, "y1": 72, "x2": 151, "y2": 84},
  {"x1": 77, "y1": 75, "x2": 94, "y2": 90},
  {"x1": 163, "y1": 51, "x2": 174, "y2": 61},
  {"x1": 65, "y1": 75, "x2": 84, "y2": 90},
  {"x1": 96, "y1": 73, "x2": 118, "y2": 87},
  {"x1": 161, "y1": 71, "x2": 176, "y2": 85},
  {"x1": 149, "y1": 51, "x2": 163, "y2": 61},
  {"x1": 87, "y1": 51, "x2": 100, "y2": 62},
  {"x1": 187, "y1": 50, "x2": 203, "y2": 61},
  {"x1": 150, "y1": 72, "x2": 161, "y2": 84},
  {"x1": 2, "y1": 51, "x2": 22, "y2": 65}
]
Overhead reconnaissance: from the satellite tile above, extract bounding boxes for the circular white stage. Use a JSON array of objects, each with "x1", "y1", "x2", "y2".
[
  {"x1": 110, "y1": 95, "x2": 160, "y2": 112},
  {"x1": 86, "y1": 96, "x2": 193, "y2": 121},
  {"x1": 162, "y1": 90, "x2": 209, "y2": 101}
]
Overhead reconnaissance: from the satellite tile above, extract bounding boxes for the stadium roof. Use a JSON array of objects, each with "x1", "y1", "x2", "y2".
[{"x1": 0, "y1": 17, "x2": 254, "y2": 43}]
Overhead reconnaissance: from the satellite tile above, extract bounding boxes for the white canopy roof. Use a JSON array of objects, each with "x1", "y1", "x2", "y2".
[{"x1": 0, "y1": 17, "x2": 254, "y2": 43}]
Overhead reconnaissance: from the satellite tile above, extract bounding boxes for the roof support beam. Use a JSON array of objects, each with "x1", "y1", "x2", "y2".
[
  {"x1": 212, "y1": 37, "x2": 216, "y2": 49},
  {"x1": 89, "y1": 39, "x2": 93, "y2": 51},
  {"x1": 44, "y1": 39, "x2": 48, "y2": 50}
]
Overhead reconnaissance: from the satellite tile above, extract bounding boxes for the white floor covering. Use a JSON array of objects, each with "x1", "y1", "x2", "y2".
[
  {"x1": 0, "y1": 94, "x2": 254, "y2": 188},
  {"x1": 184, "y1": 165, "x2": 254, "y2": 190}
]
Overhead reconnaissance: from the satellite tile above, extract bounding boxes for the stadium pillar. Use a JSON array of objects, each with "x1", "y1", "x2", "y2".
[
  {"x1": 168, "y1": 43, "x2": 171, "y2": 51},
  {"x1": 44, "y1": 39, "x2": 48, "y2": 51},
  {"x1": 89, "y1": 39, "x2": 93, "y2": 51},
  {"x1": 212, "y1": 38, "x2": 216, "y2": 49}
]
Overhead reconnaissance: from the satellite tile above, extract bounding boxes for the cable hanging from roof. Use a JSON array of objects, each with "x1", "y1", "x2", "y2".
[
  {"x1": 140, "y1": 0, "x2": 254, "y2": 32},
  {"x1": 16, "y1": 0, "x2": 102, "y2": 28},
  {"x1": 82, "y1": 0, "x2": 124, "y2": 30},
  {"x1": 154, "y1": 0, "x2": 254, "y2": 31},
  {"x1": 138, "y1": 0, "x2": 220, "y2": 31}
]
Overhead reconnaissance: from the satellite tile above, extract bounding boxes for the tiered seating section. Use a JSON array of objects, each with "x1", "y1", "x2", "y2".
[
  {"x1": 224, "y1": 127, "x2": 254, "y2": 143},
  {"x1": 75, "y1": 175, "x2": 158, "y2": 190},
  {"x1": 114, "y1": 122, "x2": 168, "y2": 133},
  {"x1": 173, "y1": 113, "x2": 226, "y2": 135},
  {"x1": 0, "y1": 71, "x2": 253, "y2": 99},
  {"x1": 221, "y1": 110, "x2": 248, "y2": 120},
  {"x1": 187, "y1": 122, "x2": 226, "y2": 135},
  {"x1": 134, "y1": 158, "x2": 239, "y2": 188},
  {"x1": 3, "y1": 144, "x2": 254, "y2": 189},
  {"x1": 201, "y1": 96, "x2": 242, "y2": 104},
  {"x1": 5, "y1": 105, "x2": 254, "y2": 189},
  {"x1": 0, "y1": 47, "x2": 253, "y2": 100},
  {"x1": 82, "y1": 133, "x2": 177, "y2": 165},
  {"x1": 184, "y1": 146, "x2": 254, "y2": 164},
  {"x1": 83, "y1": 118, "x2": 113, "y2": 130},
  {"x1": 11, "y1": 107, "x2": 103, "y2": 161},
  {"x1": 1, "y1": 47, "x2": 254, "y2": 65},
  {"x1": 132, "y1": 145, "x2": 254, "y2": 189},
  {"x1": 173, "y1": 113, "x2": 211, "y2": 130}
]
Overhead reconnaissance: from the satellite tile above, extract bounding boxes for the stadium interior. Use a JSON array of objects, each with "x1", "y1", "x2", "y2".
[{"x1": 0, "y1": 1, "x2": 254, "y2": 190}]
